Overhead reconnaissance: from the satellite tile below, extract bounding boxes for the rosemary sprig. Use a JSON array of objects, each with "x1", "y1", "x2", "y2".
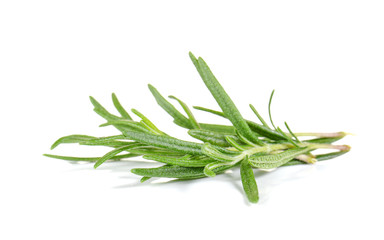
[{"x1": 44, "y1": 52, "x2": 351, "y2": 204}]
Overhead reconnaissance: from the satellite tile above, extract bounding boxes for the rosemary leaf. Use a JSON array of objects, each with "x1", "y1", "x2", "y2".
[
  {"x1": 111, "y1": 93, "x2": 132, "y2": 120},
  {"x1": 143, "y1": 154, "x2": 214, "y2": 167},
  {"x1": 44, "y1": 153, "x2": 139, "y2": 162},
  {"x1": 249, "y1": 147, "x2": 310, "y2": 169},
  {"x1": 190, "y1": 53, "x2": 263, "y2": 146},
  {"x1": 131, "y1": 164, "x2": 236, "y2": 179},
  {"x1": 148, "y1": 84, "x2": 193, "y2": 129},
  {"x1": 50, "y1": 134, "x2": 97, "y2": 150},
  {"x1": 123, "y1": 130, "x2": 204, "y2": 155},
  {"x1": 203, "y1": 161, "x2": 236, "y2": 177},
  {"x1": 94, "y1": 144, "x2": 143, "y2": 168},
  {"x1": 194, "y1": 105, "x2": 286, "y2": 141},
  {"x1": 131, "y1": 108, "x2": 164, "y2": 135},
  {"x1": 169, "y1": 95, "x2": 200, "y2": 129},
  {"x1": 188, "y1": 129, "x2": 236, "y2": 147},
  {"x1": 240, "y1": 157, "x2": 259, "y2": 203},
  {"x1": 100, "y1": 120, "x2": 152, "y2": 133}
]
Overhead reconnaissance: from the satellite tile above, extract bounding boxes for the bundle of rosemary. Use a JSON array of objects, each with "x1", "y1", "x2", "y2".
[{"x1": 44, "y1": 52, "x2": 350, "y2": 203}]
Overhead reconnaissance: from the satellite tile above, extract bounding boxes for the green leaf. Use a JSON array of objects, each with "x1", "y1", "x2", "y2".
[
  {"x1": 50, "y1": 134, "x2": 97, "y2": 150},
  {"x1": 169, "y1": 96, "x2": 200, "y2": 129},
  {"x1": 249, "y1": 104, "x2": 270, "y2": 129},
  {"x1": 78, "y1": 135, "x2": 132, "y2": 147},
  {"x1": 83, "y1": 135, "x2": 125, "y2": 142},
  {"x1": 94, "y1": 144, "x2": 142, "y2": 168},
  {"x1": 131, "y1": 108, "x2": 164, "y2": 135},
  {"x1": 249, "y1": 147, "x2": 310, "y2": 169},
  {"x1": 140, "y1": 176, "x2": 151, "y2": 183},
  {"x1": 194, "y1": 106, "x2": 286, "y2": 141},
  {"x1": 89, "y1": 96, "x2": 121, "y2": 122},
  {"x1": 81, "y1": 141, "x2": 131, "y2": 147},
  {"x1": 236, "y1": 130, "x2": 258, "y2": 147},
  {"x1": 276, "y1": 127, "x2": 300, "y2": 147},
  {"x1": 268, "y1": 90, "x2": 277, "y2": 130},
  {"x1": 131, "y1": 164, "x2": 236, "y2": 179},
  {"x1": 147, "y1": 84, "x2": 192, "y2": 129},
  {"x1": 240, "y1": 157, "x2": 259, "y2": 203},
  {"x1": 199, "y1": 123, "x2": 236, "y2": 135},
  {"x1": 189, "y1": 53, "x2": 263, "y2": 146},
  {"x1": 304, "y1": 137, "x2": 344, "y2": 144},
  {"x1": 128, "y1": 147, "x2": 182, "y2": 156},
  {"x1": 284, "y1": 122, "x2": 301, "y2": 143},
  {"x1": 201, "y1": 143, "x2": 241, "y2": 162},
  {"x1": 188, "y1": 129, "x2": 235, "y2": 147},
  {"x1": 132, "y1": 165, "x2": 207, "y2": 179},
  {"x1": 203, "y1": 161, "x2": 235, "y2": 177},
  {"x1": 315, "y1": 151, "x2": 349, "y2": 161},
  {"x1": 123, "y1": 130, "x2": 204, "y2": 155},
  {"x1": 143, "y1": 154, "x2": 215, "y2": 167},
  {"x1": 100, "y1": 120, "x2": 152, "y2": 133},
  {"x1": 90, "y1": 96, "x2": 134, "y2": 134},
  {"x1": 43, "y1": 153, "x2": 139, "y2": 162},
  {"x1": 111, "y1": 93, "x2": 132, "y2": 120},
  {"x1": 193, "y1": 106, "x2": 225, "y2": 117},
  {"x1": 282, "y1": 150, "x2": 349, "y2": 167},
  {"x1": 79, "y1": 135, "x2": 127, "y2": 145},
  {"x1": 225, "y1": 136, "x2": 246, "y2": 151}
]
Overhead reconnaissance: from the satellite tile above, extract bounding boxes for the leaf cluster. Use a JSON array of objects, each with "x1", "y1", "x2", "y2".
[{"x1": 44, "y1": 52, "x2": 351, "y2": 204}]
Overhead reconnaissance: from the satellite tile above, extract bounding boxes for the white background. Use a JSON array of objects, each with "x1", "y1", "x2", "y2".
[{"x1": 1, "y1": 1, "x2": 383, "y2": 239}]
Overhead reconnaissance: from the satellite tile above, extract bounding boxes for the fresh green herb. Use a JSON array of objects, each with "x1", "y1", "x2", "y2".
[
  {"x1": 44, "y1": 52, "x2": 351, "y2": 204},
  {"x1": 240, "y1": 156, "x2": 259, "y2": 203}
]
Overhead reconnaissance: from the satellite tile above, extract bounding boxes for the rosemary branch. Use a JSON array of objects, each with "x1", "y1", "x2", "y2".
[{"x1": 44, "y1": 52, "x2": 351, "y2": 204}]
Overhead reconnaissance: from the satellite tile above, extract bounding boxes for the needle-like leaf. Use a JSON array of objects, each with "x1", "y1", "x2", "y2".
[
  {"x1": 249, "y1": 104, "x2": 270, "y2": 129},
  {"x1": 94, "y1": 144, "x2": 142, "y2": 168},
  {"x1": 193, "y1": 106, "x2": 225, "y2": 117},
  {"x1": 284, "y1": 122, "x2": 301, "y2": 143},
  {"x1": 78, "y1": 135, "x2": 132, "y2": 147},
  {"x1": 304, "y1": 137, "x2": 344, "y2": 144},
  {"x1": 90, "y1": 96, "x2": 121, "y2": 121},
  {"x1": 131, "y1": 108, "x2": 164, "y2": 135},
  {"x1": 50, "y1": 134, "x2": 97, "y2": 149},
  {"x1": 201, "y1": 143, "x2": 241, "y2": 162},
  {"x1": 249, "y1": 147, "x2": 310, "y2": 169},
  {"x1": 100, "y1": 120, "x2": 152, "y2": 133},
  {"x1": 123, "y1": 130, "x2": 204, "y2": 155},
  {"x1": 199, "y1": 123, "x2": 236, "y2": 135},
  {"x1": 276, "y1": 127, "x2": 300, "y2": 147},
  {"x1": 236, "y1": 131, "x2": 258, "y2": 147},
  {"x1": 194, "y1": 105, "x2": 286, "y2": 141},
  {"x1": 43, "y1": 153, "x2": 139, "y2": 162},
  {"x1": 131, "y1": 163, "x2": 236, "y2": 179},
  {"x1": 112, "y1": 93, "x2": 132, "y2": 120},
  {"x1": 140, "y1": 176, "x2": 151, "y2": 183},
  {"x1": 143, "y1": 154, "x2": 214, "y2": 167},
  {"x1": 240, "y1": 156, "x2": 259, "y2": 203},
  {"x1": 188, "y1": 129, "x2": 237, "y2": 147},
  {"x1": 203, "y1": 161, "x2": 236, "y2": 177},
  {"x1": 148, "y1": 84, "x2": 193, "y2": 129},
  {"x1": 190, "y1": 53, "x2": 263, "y2": 146},
  {"x1": 282, "y1": 150, "x2": 349, "y2": 166},
  {"x1": 268, "y1": 90, "x2": 277, "y2": 130},
  {"x1": 169, "y1": 96, "x2": 200, "y2": 129},
  {"x1": 225, "y1": 136, "x2": 246, "y2": 151}
]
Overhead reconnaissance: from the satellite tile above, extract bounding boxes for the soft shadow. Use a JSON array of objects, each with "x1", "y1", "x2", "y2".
[
  {"x1": 114, "y1": 176, "x2": 204, "y2": 190},
  {"x1": 59, "y1": 156, "x2": 320, "y2": 206}
]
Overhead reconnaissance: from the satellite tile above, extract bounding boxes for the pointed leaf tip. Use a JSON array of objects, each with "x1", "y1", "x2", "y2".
[
  {"x1": 189, "y1": 51, "x2": 196, "y2": 58},
  {"x1": 240, "y1": 158, "x2": 259, "y2": 203}
]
